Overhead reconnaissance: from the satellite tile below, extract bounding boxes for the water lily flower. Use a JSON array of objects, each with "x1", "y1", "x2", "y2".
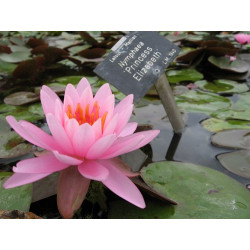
[
  {"x1": 3, "y1": 78, "x2": 160, "y2": 218},
  {"x1": 225, "y1": 54, "x2": 236, "y2": 62},
  {"x1": 234, "y1": 33, "x2": 250, "y2": 45}
]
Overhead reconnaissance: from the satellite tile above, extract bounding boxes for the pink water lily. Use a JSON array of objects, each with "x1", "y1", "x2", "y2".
[
  {"x1": 4, "y1": 78, "x2": 160, "y2": 218},
  {"x1": 234, "y1": 33, "x2": 250, "y2": 45}
]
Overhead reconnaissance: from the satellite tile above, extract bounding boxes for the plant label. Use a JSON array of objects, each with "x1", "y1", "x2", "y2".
[{"x1": 94, "y1": 31, "x2": 180, "y2": 102}]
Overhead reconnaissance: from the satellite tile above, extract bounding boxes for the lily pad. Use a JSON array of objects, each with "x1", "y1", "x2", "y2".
[
  {"x1": 50, "y1": 75, "x2": 99, "y2": 85},
  {"x1": 0, "y1": 59, "x2": 17, "y2": 74},
  {"x1": 175, "y1": 90, "x2": 231, "y2": 115},
  {"x1": 176, "y1": 48, "x2": 205, "y2": 63},
  {"x1": 0, "y1": 172, "x2": 32, "y2": 212},
  {"x1": 4, "y1": 91, "x2": 39, "y2": 106},
  {"x1": 211, "y1": 129, "x2": 250, "y2": 149},
  {"x1": 195, "y1": 79, "x2": 249, "y2": 94},
  {"x1": 217, "y1": 150, "x2": 250, "y2": 179},
  {"x1": 109, "y1": 161, "x2": 250, "y2": 218},
  {"x1": 201, "y1": 118, "x2": 250, "y2": 133},
  {"x1": 211, "y1": 93, "x2": 250, "y2": 121},
  {"x1": 141, "y1": 161, "x2": 250, "y2": 218},
  {"x1": 166, "y1": 68, "x2": 204, "y2": 84},
  {"x1": 68, "y1": 45, "x2": 92, "y2": 55},
  {"x1": 208, "y1": 56, "x2": 249, "y2": 73},
  {"x1": 0, "y1": 131, "x2": 33, "y2": 158},
  {"x1": 28, "y1": 103, "x2": 45, "y2": 118},
  {"x1": 0, "y1": 51, "x2": 31, "y2": 63}
]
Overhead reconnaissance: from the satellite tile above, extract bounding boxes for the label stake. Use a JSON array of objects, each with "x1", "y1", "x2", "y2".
[{"x1": 155, "y1": 73, "x2": 185, "y2": 133}]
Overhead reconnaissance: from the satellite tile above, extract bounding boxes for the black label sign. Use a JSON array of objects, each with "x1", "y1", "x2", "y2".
[{"x1": 94, "y1": 31, "x2": 180, "y2": 102}]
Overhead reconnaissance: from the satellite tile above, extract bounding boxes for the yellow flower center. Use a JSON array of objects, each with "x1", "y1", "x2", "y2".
[{"x1": 66, "y1": 101, "x2": 107, "y2": 130}]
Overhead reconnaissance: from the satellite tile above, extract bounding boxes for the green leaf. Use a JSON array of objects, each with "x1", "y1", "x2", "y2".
[
  {"x1": 140, "y1": 161, "x2": 250, "y2": 218},
  {"x1": 217, "y1": 150, "x2": 250, "y2": 179},
  {"x1": 0, "y1": 51, "x2": 31, "y2": 63},
  {"x1": 0, "y1": 131, "x2": 32, "y2": 158},
  {"x1": 201, "y1": 118, "x2": 250, "y2": 133},
  {"x1": 208, "y1": 56, "x2": 249, "y2": 73},
  {"x1": 195, "y1": 79, "x2": 249, "y2": 94},
  {"x1": 0, "y1": 172, "x2": 32, "y2": 212},
  {"x1": 0, "y1": 59, "x2": 17, "y2": 74},
  {"x1": 166, "y1": 68, "x2": 204, "y2": 84},
  {"x1": 175, "y1": 90, "x2": 231, "y2": 115},
  {"x1": 50, "y1": 75, "x2": 99, "y2": 85}
]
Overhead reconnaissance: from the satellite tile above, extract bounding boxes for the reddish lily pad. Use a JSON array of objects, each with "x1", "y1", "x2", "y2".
[{"x1": 4, "y1": 91, "x2": 39, "y2": 106}]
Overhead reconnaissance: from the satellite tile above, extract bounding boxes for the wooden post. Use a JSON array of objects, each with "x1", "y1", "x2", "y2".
[{"x1": 155, "y1": 73, "x2": 185, "y2": 133}]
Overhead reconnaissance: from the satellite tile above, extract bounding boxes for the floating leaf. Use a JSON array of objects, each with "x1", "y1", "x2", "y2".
[
  {"x1": 0, "y1": 131, "x2": 32, "y2": 158},
  {"x1": 9, "y1": 45, "x2": 31, "y2": 53},
  {"x1": 28, "y1": 103, "x2": 45, "y2": 118},
  {"x1": 0, "y1": 172, "x2": 32, "y2": 212},
  {"x1": 217, "y1": 150, "x2": 250, "y2": 179},
  {"x1": 0, "y1": 59, "x2": 17, "y2": 74},
  {"x1": 78, "y1": 48, "x2": 106, "y2": 59},
  {"x1": 175, "y1": 90, "x2": 231, "y2": 115},
  {"x1": 208, "y1": 56, "x2": 249, "y2": 73},
  {"x1": 202, "y1": 118, "x2": 250, "y2": 133},
  {"x1": 211, "y1": 129, "x2": 250, "y2": 149},
  {"x1": 68, "y1": 45, "x2": 92, "y2": 55},
  {"x1": 51, "y1": 75, "x2": 99, "y2": 85},
  {"x1": 0, "y1": 210, "x2": 41, "y2": 219},
  {"x1": 176, "y1": 48, "x2": 204, "y2": 63},
  {"x1": 140, "y1": 161, "x2": 250, "y2": 218},
  {"x1": 166, "y1": 68, "x2": 203, "y2": 84},
  {"x1": 4, "y1": 91, "x2": 39, "y2": 106},
  {"x1": 0, "y1": 51, "x2": 31, "y2": 63},
  {"x1": 195, "y1": 79, "x2": 249, "y2": 94}
]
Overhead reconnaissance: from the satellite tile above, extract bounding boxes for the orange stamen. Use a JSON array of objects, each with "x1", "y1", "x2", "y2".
[{"x1": 101, "y1": 112, "x2": 108, "y2": 132}]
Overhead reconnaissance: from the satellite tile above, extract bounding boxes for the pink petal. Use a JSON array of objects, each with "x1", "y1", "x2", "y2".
[
  {"x1": 64, "y1": 84, "x2": 80, "y2": 110},
  {"x1": 118, "y1": 122, "x2": 137, "y2": 137},
  {"x1": 100, "y1": 158, "x2": 140, "y2": 177},
  {"x1": 102, "y1": 161, "x2": 145, "y2": 208},
  {"x1": 6, "y1": 116, "x2": 50, "y2": 150},
  {"x1": 79, "y1": 86, "x2": 93, "y2": 112},
  {"x1": 115, "y1": 104, "x2": 133, "y2": 135},
  {"x1": 100, "y1": 133, "x2": 144, "y2": 159},
  {"x1": 78, "y1": 160, "x2": 109, "y2": 181},
  {"x1": 91, "y1": 118, "x2": 102, "y2": 140},
  {"x1": 86, "y1": 134, "x2": 116, "y2": 159},
  {"x1": 63, "y1": 94, "x2": 74, "y2": 113},
  {"x1": 98, "y1": 94, "x2": 115, "y2": 117},
  {"x1": 20, "y1": 120, "x2": 57, "y2": 151},
  {"x1": 46, "y1": 113, "x2": 74, "y2": 155},
  {"x1": 53, "y1": 151, "x2": 83, "y2": 165},
  {"x1": 57, "y1": 166, "x2": 90, "y2": 219},
  {"x1": 65, "y1": 118, "x2": 79, "y2": 140},
  {"x1": 76, "y1": 77, "x2": 91, "y2": 96},
  {"x1": 40, "y1": 85, "x2": 62, "y2": 116},
  {"x1": 14, "y1": 152, "x2": 69, "y2": 174},
  {"x1": 94, "y1": 83, "x2": 112, "y2": 104},
  {"x1": 73, "y1": 123, "x2": 95, "y2": 157},
  {"x1": 54, "y1": 99, "x2": 64, "y2": 125},
  {"x1": 103, "y1": 114, "x2": 118, "y2": 136},
  {"x1": 131, "y1": 130, "x2": 160, "y2": 149},
  {"x1": 114, "y1": 94, "x2": 133, "y2": 115},
  {"x1": 3, "y1": 172, "x2": 50, "y2": 189}
]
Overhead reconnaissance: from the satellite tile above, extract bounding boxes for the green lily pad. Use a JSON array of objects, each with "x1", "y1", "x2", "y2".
[
  {"x1": 175, "y1": 90, "x2": 231, "y2": 115},
  {"x1": 4, "y1": 91, "x2": 39, "y2": 106},
  {"x1": 211, "y1": 129, "x2": 250, "y2": 149},
  {"x1": 28, "y1": 103, "x2": 44, "y2": 118},
  {"x1": 109, "y1": 161, "x2": 250, "y2": 218},
  {"x1": 208, "y1": 56, "x2": 249, "y2": 73},
  {"x1": 0, "y1": 103, "x2": 19, "y2": 113},
  {"x1": 0, "y1": 59, "x2": 17, "y2": 74},
  {"x1": 0, "y1": 131, "x2": 33, "y2": 158},
  {"x1": 9, "y1": 45, "x2": 31, "y2": 53},
  {"x1": 141, "y1": 161, "x2": 250, "y2": 218},
  {"x1": 0, "y1": 51, "x2": 31, "y2": 63},
  {"x1": 0, "y1": 172, "x2": 32, "y2": 212},
  {"x1": 211, "y1": 93, "x2": 250, "y2": 121},
  {"x1": 202, "y1": 118, "x2": 250, "y2": 133},
  {"x1": 50, "y1": 75, "x2": 99, "y2": 85},
  {"x1": 68, "y1": 45, "x2": 92, "y2": 55},
  {"x1": 195, "y1": 79, "x2": 249, "y2": 94},
  {"x1": 217, "y1": 150, "x2": 250, "y2": 179},
  {"x1": 166, "y1": 68, "x2": 204, "y2": 84}
]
